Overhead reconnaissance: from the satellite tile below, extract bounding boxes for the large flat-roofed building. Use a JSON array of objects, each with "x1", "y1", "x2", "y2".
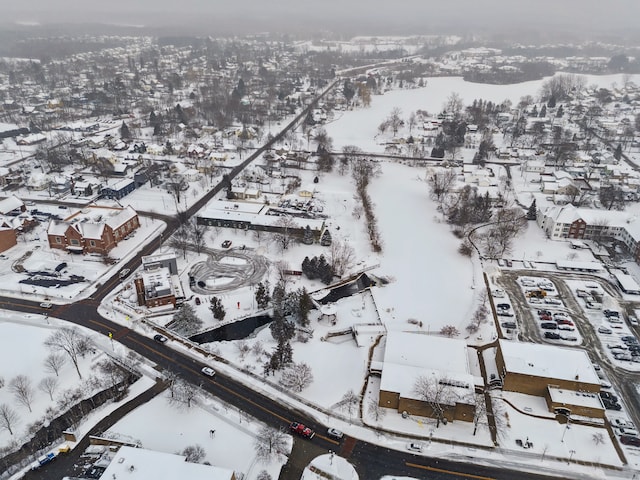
[
  {"x1": 378, "y1": 332, "x2": 480, "y2": 423},
  {"x1": 99, "y1": 446, "x2": 236, "y2": 480},
  {"x1": 496, "y1": 340, "x2": 603, "y2": 419}
]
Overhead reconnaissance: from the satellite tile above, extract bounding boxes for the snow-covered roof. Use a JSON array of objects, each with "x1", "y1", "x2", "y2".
[
  {"x1": 0, "y1": 195, "x2": 24, "y2": 214},
  {"x1": 47, "y1": 220, "x2": 69, "y2": 237},
  {"x1": 105, "y1": 205, "x2": 138, "y2": 229},
  {"x1": 547, "y1": 387, "x2": 603, "y2": 411},
  {"x1": 499, "y1": 340, "x2": 600, "y2": 385},
  {"x1": 100, "y1": 446, "x2": 234, "y2": 480},
  {"x1": 380, "y1": 332, "x2": 476, "y2": 402}
]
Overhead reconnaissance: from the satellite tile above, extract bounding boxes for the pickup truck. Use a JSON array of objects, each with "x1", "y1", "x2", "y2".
[{"x1": 31, "y1": 452, "x2": 56, "y2": 470}]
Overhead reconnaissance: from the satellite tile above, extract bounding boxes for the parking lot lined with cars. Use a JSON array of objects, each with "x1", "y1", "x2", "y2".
[{"x1": 492, "y1": 268, "x2": 640, "y2": 457}]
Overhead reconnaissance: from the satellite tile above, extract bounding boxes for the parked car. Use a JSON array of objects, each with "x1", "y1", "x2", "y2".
[
  {"x1": 560, "y1": 335, "x2": 578, "y2": 342},
  {"x1": 598, "y1": 326, "x2": 613, "y2": 334},
  {"x1": 153, "y1": 334, "x2": 168, "y2": 343},
  {"x1": 406, "y1": 442, "x2": 423, "y2": 453},
  {"x1": 617, "y1": 427, "x2": 639, "y2": 437},
  {"x1": 492, "y1": 289, "x2": 505, "y2": 298},
  {"x1": 537, "y1": 309, "x2": 552, "y2": 316},
  {"x1": 614, "y1": 352, "x2": 633, "y2": 362},
  {"x1": 556, "y1": 319, "x2": 574, "y2": 326},
  {"x1": 586, "y1": 301, "x2": 603, "y2": 310},
  {"x1": 327, "y1": 428, "x2": 344, "y2": 439},
  {"x1": 604, "y1": 309, "x2": 620, "y2": 318},
  {"x1": 544, "y1": 298, "x2": 562, "y2": 305},
  {"x1": 290, "y1": 422, "x2": 315, "y2": 439},
  {"x1": 557, "y1": 324, "x2": 575, "y2": 331},
  {"x1": 553, "y1": 313, "x2": 570, "y2": 321},
  {"x1": 221, "y1": 240, "x2": 232, "y2": 248},
  {"x1": 620, "y1": 434, "x2": 640, "y2": 447},
  {"x1": 603, "y1": 398, "x2": 622, "y2": 410},
  {"x1": 538, "y1": 313, "x2": 552, "y2": 321},
  {"x1": 496, "y1": 303, "x2": 511, "y2": 310},
  {"x1": 501, "y1": 322, "x2": 517, "y2": 329},
  {"x1": 201, "y1": 366, "x2": 216, "y2": 377},
  {"x1": 544, "y1": 332, "x2": 561, "y2": 340},
  {"x1": 630, "y1": 316, "x2": 639, "y2": 326},
  {"x1": 497, "y1": 310, "x2": 514, "y2": 317},
  {"x1": 621, "y1": 336, "x2": 638, "y2": 344},
  {"x1": 576, "y1": 289, "x2": 590, "y2": 298},
  {"x1": 608, "y1": 343, "x2": 628, "y2": 351},
  {"x1": 600, "y1": 391, "x2": 619, "y2": 402},
  {"x1": 612, "y1": 417, "x2": 633, "y2": 428},
  {"x1": 195, "y1": 297, "x2": 201, "y2": 305},
  {"x1": 541, "y1": 322, "x2": 558, "y2": 330}
]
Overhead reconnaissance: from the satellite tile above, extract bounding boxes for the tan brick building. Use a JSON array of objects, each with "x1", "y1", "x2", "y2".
[
  {"x1": 496, "y1": 340, "x2": 603, "y2": 419},
  {"x1": 378, "y1": 332, "x2": 480, "y2": 423}
]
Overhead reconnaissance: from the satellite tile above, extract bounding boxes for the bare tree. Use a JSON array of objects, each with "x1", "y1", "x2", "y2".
[
  {"x1": 483, "y1": 208, "x2": 528, "y2": 258},
  {"x1": 189, "y1": 219, "x2": 207, "y2": 254},
  {"x1": 169, "y1": 379, "x2": 199, "y2": 408},
  {"x1": 471, "y1": 394, "x2": 488, "y2": 436},
  {"x1": 256, "y1": 471, "x2": 273, "y2": 480},
  {"x1": 44, "y1": 353, "x2": 66, "y2": 377},
  {"x1": 39, "y1": 376, "x2": 60, "y2": 401},
  {"x1": 444, "y1": 92, "x2": 463, "y2": 120},
  {"x1": 170, "y1": 303, "x2": 203, "y2": 336},
  {"x1": 340, "y1": 145, "x2": 362, "y2": 176},
  {"x1": 367, "y1": 398, "x2": 387, "y2": 423},
  {"x1": 408, "y1": 111, "x2": 417, "y2": 134},
  {"x1": 45, "y1": 327, "x2": 92, "y2": 379},
  {"x1": 0, "y1": 404, "x2": 19, "y2": 435},
  {"x1": 254, "y1": 425, "x2": 288, "y2": 463},
  {"x1": 182, "y1": 444, "x2": 206, "y2": 463},
  {"x1": 427, "y1": 168, "x2": 457, "y2": 205},
  {"x1": 170, "y1": 224, "x2": 190, "y2": 259},
  {"x1": 10, "y1": 375, "x2": 34, "y2": 412},
  {"x1": 388, "y1": 107, "x2": 403, "y2": 136},
  {"x1": 440, "y1": 325, "x2": 460, "y2": 338},
  {"x1": 97, "y1": 358, "x2": 128, "y2": 389},
  {"x1": 279, "y1": 363, "x2": 314, "y2": 392},
  {"x1": 272, "y1": 216, "x2": 297, "y2": 252},
  {"x1": 339, "y1": 389, "x2": 360, "y2": 419},
  {"x1": 413, "y1": 375, "x2": 458, "y2": 428},
  {"x1": 329, "y1": 239, "x2": 356, "y2": 277}
]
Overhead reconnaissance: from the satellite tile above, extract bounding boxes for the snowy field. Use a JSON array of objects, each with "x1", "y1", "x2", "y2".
[
  {"x1": 0, "y1": 315, "x2": 108, "y2": 449},
  {"x1": 325, "y1": 73, "x2": 638, "y2": 152}
]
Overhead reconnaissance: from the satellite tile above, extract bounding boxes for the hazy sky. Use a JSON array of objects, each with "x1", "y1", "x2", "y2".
[{"x1": 4, "y1": 0, "x2": 640, "y2": 36}]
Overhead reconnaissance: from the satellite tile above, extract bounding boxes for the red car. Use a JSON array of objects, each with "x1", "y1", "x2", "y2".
[
  {"x1": 289, "y1": 422, "x2": 315, "y2": 439},
  {"x1": 538, "y1": 314, "x2": 552, "y2": 321},
  {"x1": 556, "y1": 319, "x2": 574, "y2": 326}
]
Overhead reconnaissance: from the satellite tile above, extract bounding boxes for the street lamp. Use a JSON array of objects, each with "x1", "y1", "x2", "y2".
[{"x1": 568, "y1": 449, "x2": 576, "y2": 464}]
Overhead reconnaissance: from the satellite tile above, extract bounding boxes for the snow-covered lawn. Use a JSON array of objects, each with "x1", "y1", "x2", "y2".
[
  {"x1": 0, "y1": 315, "x2": 106, "y2": 449},
  {"x1": 104, "y1": 390, "x2": 288, "y2": 480}
]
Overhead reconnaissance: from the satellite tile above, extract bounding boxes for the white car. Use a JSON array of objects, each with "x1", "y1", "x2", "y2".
[
  {"x1": 406, "y1": 442, "x2": 423, "y2": 453},
  {"x1": 617, "y1": 427, "x2": 639, "y2": 437},
  {"x1": 201, "y1": 367, "x2": 216, "y2": 377},
  {"x1": 40, "y1": 302, "x2": 52, "y2": 309},
  {"x1": 598, "y1": 326, "x2": 613, "y2": 334},
  {"x1": 327, "y1": 428, "x2": 344, "y2": 439}
]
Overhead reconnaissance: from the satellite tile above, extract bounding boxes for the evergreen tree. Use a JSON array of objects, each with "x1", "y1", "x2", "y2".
[
  {"x1": 209, "y1": 297, "x2": 226, "y2": 321},
  {"x1": 120, "y1": 121, "x2": 131, "y2": 140},
  {"x1": 556, "y1": 104, "x2": 564, "y2": 117},
  {"x1": 302, "y1": 225, "x2": 314, "y2": 245},
  {"x1": 547, "y1": 95, "x2": 556, "y2": 108},
  {"x1": 298, "y1": 288, "x2": 313, "y2": 327},
  {"x1": 614, "y1": 144, "x2": 623, "y2": 161},
  {"x1": 320, "y1": 229, "x2": 332, "y2": 246},
  {"x1": 255, "y1": 281, "x2": 271, "y2": 309},
  {"x1": 539, "y1": 105, "x2": 547, "y2": 118},
  {"x1": 527, "y1": 199, "x2": 537, "y2": 221}
]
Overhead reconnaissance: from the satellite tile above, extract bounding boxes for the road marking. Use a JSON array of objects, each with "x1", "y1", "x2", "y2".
[
  {"x1": 406, "y1": 461, "x2": 495, "y2": 480},
  {"x1": 129, "y1": 335, "x2": 296, "y2": 425},
  {"x1": 89, "y1": 319, "x2": 112, "y2": 330}
]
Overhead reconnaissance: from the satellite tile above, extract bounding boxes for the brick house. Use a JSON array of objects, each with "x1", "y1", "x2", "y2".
[
  {"x1": 47, "y1": 205, "x2": 139, "y2": 254},
  {"x1": 0, "y1": 222, "x2": 17, "y2": 253}
]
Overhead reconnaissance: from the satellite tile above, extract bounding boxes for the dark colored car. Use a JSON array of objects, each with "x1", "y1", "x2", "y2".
[
  {"x1": 501, "y1": 322, "x2": 517, "y2": 329},
  {"x1": 153, "y1": 334, "x2": 168, "y2": 343},
  {"x1": 621, "y1": 336, "x2": 638, "y2": 344},
  {"x1": 620, "y1": 435, "x2": 640, "y2": 447},
  {"x1": 600, "y1": 391, "x2": 618, "y2": 402},
  {"x1": 496, "y1": 303, "x2": 511, "y2": 310},
  {"x1": 603, "y1": 398, "x2": 622, "y2": 410},
  {"x1": 537, "y1": 309, "x2": 552, "y2": 316},
  {"x1": 556, "y1": 319, "x2": 574, "y2": 326},
  {"x1": 541, "y1": 322, "x2": 558, "y2": 330},
  {"x1": 604, "y1": 309, "x2": 620, "y2": 318},
  {"x1": 221, "y1": 240, "x2": 232, "y2": 248},
  {"x1": 544, "y1": 332, "x2": 561, "y2": 339},
  {"x1": 195, "y1": 297, "x2": 201, "y2": 305}
]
